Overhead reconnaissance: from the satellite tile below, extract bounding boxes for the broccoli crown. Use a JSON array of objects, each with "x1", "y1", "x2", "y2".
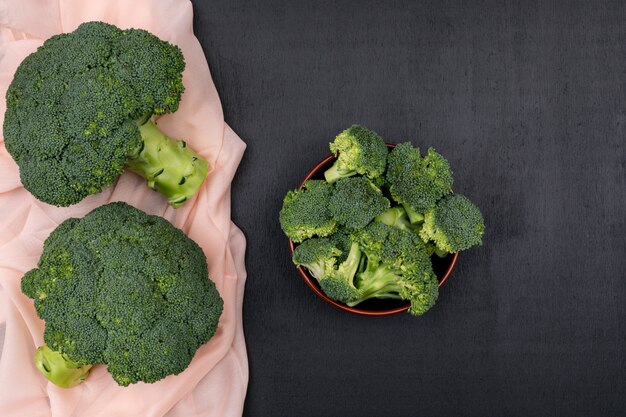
[
  {"x1": 292, "y1": 238, "x2": 341, "y2": 280},
  {"x1": 386, "y1": 143, "x2": 453, "y2": 214},
  {"x1": 419, "y1": 194, "x2": 485, "y2": 253},
  {"x1": 3, "y1": 21, "x2": 185, "y2": 206},
  {"x1": 279, "y1": 180, "x2": 338, "y2": 242},
  {"x1": 324, "y1": 125, "x2": 388, "y2": 182},
  {"x1": 21, "y1": 202, "x2": 223, "y2": 386},
  {"x1": 352, "y1": 222, "x2": 439, "y2": 315},
  {"x1": 328, "y1": 177, "x2": 390, "y2": 229}
]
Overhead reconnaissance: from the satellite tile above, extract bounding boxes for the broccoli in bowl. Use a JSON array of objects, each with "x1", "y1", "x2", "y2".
[{"x1": 280, "y1": 125, "x2": 485, "y2": 316}]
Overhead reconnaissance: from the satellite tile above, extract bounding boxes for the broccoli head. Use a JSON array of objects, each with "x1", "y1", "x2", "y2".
[
  {"x1": 328, "y1": 177, "x2": 390, "y2": 229},
  {"x1": 324, "y1": 125, "x2": 388, "y2": 183},
  {"x1": 280, "y1": 180, "x2": 338, "y2": 242},
  {"x1": 419, "y1": 194, "x2": 485, "y2": 253},
  {"x1": 21, "y1": 202, "x2": 223, "y2": 387},
  {"x1": 3, "y1": 21, "x2": 208, "y2": 208},
  {"x1": 386, "y1": 143, "x2": 453, "y2": 222},
  {"x1": 292, "y1": 238, "x2": 342, "y2": 280}
]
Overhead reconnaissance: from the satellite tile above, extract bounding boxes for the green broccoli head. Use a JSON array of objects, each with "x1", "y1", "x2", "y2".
[
  {"x1": 21, "y1": 202, "x2": 223, "y2": 387},
  {"x1": 419, "y1": 194, "x2": 485, "y2": 253},
  {"x1": 328, "y1": 177, "x2": 390, "y2": 229},
  {"x1": 324, "y1": 125, "x2": 388, "y2": 183},
  {"x1": 4, "y1": 21, "x2": 208, "y2": 208},
  {"x1": 386, "y1": 143, "x2": 453, "y2": 221},
  {"x1": 279, "y1": 180, "x2": 338, "y2": 242},
  {"x1": 292, "y1": 238, "x2": 342, "y2": 280}
]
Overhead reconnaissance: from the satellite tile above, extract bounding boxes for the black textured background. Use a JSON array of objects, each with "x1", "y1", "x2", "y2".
[{"x1": 191, "y1": 1, "x2": 625, "y2": 416}]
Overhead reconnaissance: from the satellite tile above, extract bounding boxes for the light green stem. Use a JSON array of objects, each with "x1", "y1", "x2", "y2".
[
  {"x1": 127, "y1": 118, "x2": 209, "y2": 208},
  {"x1": 35, "y1": 345, "x2": 92, "y2": 388}
]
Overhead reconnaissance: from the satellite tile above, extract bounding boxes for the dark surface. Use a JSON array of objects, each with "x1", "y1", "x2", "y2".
[{"x1": 191, "y1": 1, "x2": 626, "y2": 416}]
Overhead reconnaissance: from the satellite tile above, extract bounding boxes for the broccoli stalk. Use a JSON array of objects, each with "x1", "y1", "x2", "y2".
[
  {"x1": 323, "y1": 163, "x2": 354, "y2": 184},
  {"x1": 126, "y1": 117, "x2": 208, "y2": 208},
  {"x1": 34, "y1": 345, "x2": 92, "y2": 389},
  {"x1": 401, "y1": 204, "x2": 425, "y2": 224},
  {"x1": 374, "y1": 206, "x2": 415, "y2": 232}
]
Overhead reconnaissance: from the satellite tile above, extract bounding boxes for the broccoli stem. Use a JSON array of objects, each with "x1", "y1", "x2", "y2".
[
  {"x1": 126, "y1": 117, "x2": 209, "y2": 208},
  {"x1": 375, "y1": 207, "x2": 413, "y2": 232},
  {"x1": 346, "y1": 266, "x2": 402, "y2": 307},
  {"x1": 340, "y1": 242, "x2": 362, "y2": 279},
  {"x1": 34, "y1": 345, "x2": 92, "y2": 388},
  {"x1": 402, "y1": 203, "x2": 425, "y2": 224},
  {"x1": 323, "y1": 161, "x2": 356, "y2": 183}
]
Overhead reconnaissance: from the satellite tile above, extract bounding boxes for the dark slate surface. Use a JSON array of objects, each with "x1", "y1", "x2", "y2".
[{"x1": 190, "y1": 1, "x2": 626, "y2": 416}]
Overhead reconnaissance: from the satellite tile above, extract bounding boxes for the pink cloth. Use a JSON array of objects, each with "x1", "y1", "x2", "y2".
[{"x1": 0, "y1": 1, "x2": 249, "y2": 416}]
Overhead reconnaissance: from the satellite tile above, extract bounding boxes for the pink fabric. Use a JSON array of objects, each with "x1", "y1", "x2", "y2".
[{"x1": 0, "y1": 1, "x2": 249, "y2": 416}]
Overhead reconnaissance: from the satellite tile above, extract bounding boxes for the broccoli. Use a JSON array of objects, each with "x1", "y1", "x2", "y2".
[
  {"x1": 324, "y1": 125, "x2": 388, "y2": 183},
  {"x1": 374, "y1": 206, "x2": 414, "y2": 232},
  {"x1": 386, "y1": 143, "x2": 453, "y2": 223},
  {"x1": 419, "y1": 194, "x2": 485, "y2": 253},
  {"x1": 280, "y1": 180, "x2": 338, "y2": 242},
  {"x1": 350, "y1": 222, "x2": 439, "y2": 315},
  {"x1": 21, "y1": 202, "x2": 223, "y2": 387},
  {"x1": 292, "y1": 237, "x2": 362, "y2": 304},
  {"x1": 3, "y1": 21, "x2": 208, "y2": 208},
  {"x1": 328, "y1": 177, "x2": 390, "y2": 229},
  {"x1": 318, "y1": 242, "x2": 362, "y2": 304},
  {"x1": 328, "y1": 227, "x2": 353, "y2": 263},
  {"x1": 296, "y1": 222, "x2": 439, "y2": 315},
  {"x1": 292, "y1": 238, "x2": 341, "y2": 280}
]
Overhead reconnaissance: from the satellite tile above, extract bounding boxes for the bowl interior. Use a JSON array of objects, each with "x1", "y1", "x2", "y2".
[{"x1": 289, "y1": 144, "x2": 458, "y2": 316}]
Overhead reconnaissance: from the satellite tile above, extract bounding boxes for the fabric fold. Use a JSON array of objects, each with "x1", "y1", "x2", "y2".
[{"x1": 0, "y1": 1, "x2": 248, "y2": 416}]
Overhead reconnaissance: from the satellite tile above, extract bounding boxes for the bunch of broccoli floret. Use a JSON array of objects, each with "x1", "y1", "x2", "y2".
[{"x1": 279, "y1": 125, "x2": 485, "y2": 316}]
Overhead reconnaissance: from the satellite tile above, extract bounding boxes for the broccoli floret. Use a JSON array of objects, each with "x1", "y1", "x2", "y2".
[
  {"x1": 280, "y1": 180, "x2": 338, "y2": 242},
  {"x1": 328, "y1": 227, "x2": 353, "y2": 263},
  {"x1": 21, "y1": 202, "x2": 223, "y2": 387},
  {"x1": 374, "y1": 206, "x2": 414, "y2": 232},
  {"x1": 386, "y1": 143, "x2": 453, "y2": 222},
  {"x1": 324, "y1": 125, "x2": 388, "y2": 183},
  {"x1": 419, "y1": 194, "x2": 485, "y2": 253},
  {"x1": 3, "y1": 21, "x2": 208, "y2": 208},
  {"x1": 292, "y1": 238, "x2": 342, "y2": 280},
  {"x1": 328, "y1": 177, "x2": 390, "y2": 229},
  {"x1": 318, "y1": 242, "x2": 362, "y2": 304},
  {"x1": 293, "y1": 237, "x2": 362, "y2": 304},
  {"x1": 349, "y1": 223, "x2": 439, "y2": 315}
]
